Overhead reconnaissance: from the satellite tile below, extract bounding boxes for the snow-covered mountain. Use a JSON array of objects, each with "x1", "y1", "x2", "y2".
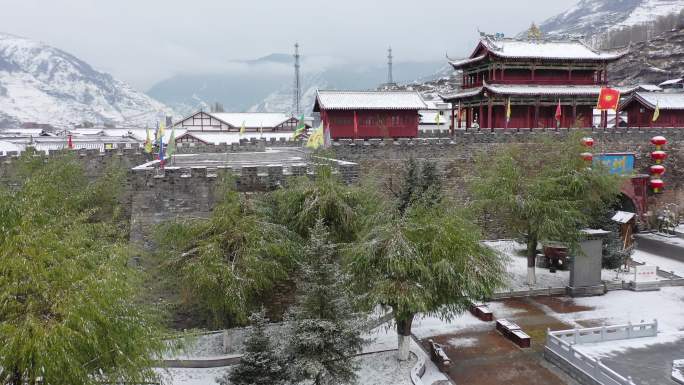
[
  {"x1": 0, "y1": 32, "x2": 173, "y2": 128},
  {"x1": 539, "y1": 0, "x2": 684, "y2": 38}
]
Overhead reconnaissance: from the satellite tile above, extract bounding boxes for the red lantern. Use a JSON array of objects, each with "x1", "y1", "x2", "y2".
[
  {"x1": 651, "y1": 150, "x2": 668, "y2": 164},
  {"x1": 581, "y1": 137, "x2": 594, "y2": 148},
  {"x1": 650, "y1": 165, "x2": 666, "y2": 177},
  {"x1": 580, "y1": 152, "x2": 593, "y2": 162},
  {"x1": 651, "y1": 136, "x2": 667, "y2": 149},
  {"x1": 650, "y1": 179, "x2": 665, "y2": 193}
]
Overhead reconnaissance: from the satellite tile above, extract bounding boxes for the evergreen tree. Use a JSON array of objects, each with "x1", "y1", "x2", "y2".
[
  {"x1": 285, "y1": 220, "x2": 366, "y2": 385},
  {"x1": 396, "y1": 157, "x2": 421, "y2": 214},
  {"x1": 0, "y1": 154, "x2": 165, "y2": 385},
  {"x1": 221, "y1": 310, "x2": 286, "y2": 385}
]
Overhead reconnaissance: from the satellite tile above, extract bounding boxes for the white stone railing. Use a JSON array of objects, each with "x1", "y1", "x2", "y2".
[{"x1": 546, "y1": 321, "x2": 658, "y2": 385}]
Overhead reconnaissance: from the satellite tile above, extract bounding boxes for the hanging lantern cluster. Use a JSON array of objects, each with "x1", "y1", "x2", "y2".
[
  {"x1": 580, "y1": 137, "x2": 594, "y2": 163},
  {"x1": 649, "y1": 136, "x2": 668, "y2": 193}
]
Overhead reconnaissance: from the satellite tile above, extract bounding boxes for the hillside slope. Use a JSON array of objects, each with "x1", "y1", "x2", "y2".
[{"x1": 0, "y1": 32, "x2": 172, "y2": 128}]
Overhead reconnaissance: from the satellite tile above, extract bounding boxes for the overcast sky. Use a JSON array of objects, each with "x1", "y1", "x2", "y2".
[{"x1": 1, "y1": 0, "x2": 577, "y2": 90}]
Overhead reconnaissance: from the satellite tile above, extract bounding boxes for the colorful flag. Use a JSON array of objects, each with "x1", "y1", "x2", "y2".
[
  {"x1": 166, "y1": 127, "x2": 177, "y2": 158},
  {"x1": 239, "y1": 121, "x2": 246, "y2": 137},
  {"x1": 158, "y1": 137, "x2": 166, "y2": 167},
  {"x1": 652, "y1": 100, "x2": 660, "y2": 122},
  {"x1": 158, "y1": 121, "x2": 166, "y2": 144},
  {"x1": 306, "y1": 122, "x2": 324, "y2": 149},
  {"x1": 597, "y1": 88, "x2": 621, "y2": 111},
  {"x1": 555, "y1": 100, "x2": 562, "y2": 123},
  {"x1": 292, "y1": 114, "x2": 307, "y2": 140},
  {"x1": 435, "y1": 112, "x2": 441, "y2": 127},
  {"x1": 144, "y1": 127, "x2": 153, "y2": 153}
]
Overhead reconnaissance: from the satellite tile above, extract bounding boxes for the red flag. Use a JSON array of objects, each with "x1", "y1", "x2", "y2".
[
  {"x1": 555, "y1": 100, "x2": 562, "y2": 122},
  {"x1": 67, "y1": 134, "x2": 73, "y2": 149},
  {"x1": 597, "y1": 88, "x2": 620, "y2": 111}
]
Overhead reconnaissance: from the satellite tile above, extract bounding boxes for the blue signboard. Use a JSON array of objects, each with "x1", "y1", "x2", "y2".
[{"x1": 594, "y1": 153, "x2": 635, "y2": 175}]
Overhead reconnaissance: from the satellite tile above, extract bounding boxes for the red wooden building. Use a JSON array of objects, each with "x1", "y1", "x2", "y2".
[
  {"x1": 442, "y1": 36, "x2": 630, "y2": 130},
  {"x1": 619, "y1": 92, "x2": 684, "y2": 128},
  {"x1": 313, "y1": 90, "x2": 427, "y2": 139}
]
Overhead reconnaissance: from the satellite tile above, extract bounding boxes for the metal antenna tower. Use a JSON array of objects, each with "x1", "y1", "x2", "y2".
[
  {"x1": 387, "y1": 46, "x2": 394, "y2": 85},
  {"x1": 293, "y1": 43, "x2": 301, "y2": 116}
]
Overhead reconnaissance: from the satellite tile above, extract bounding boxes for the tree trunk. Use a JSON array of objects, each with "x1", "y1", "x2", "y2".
[
  {"x1": 396, "y1": 314, "x2": 415, "y2": 361},
  {"x1": 527, "y1": 237, "x2": 538, "y2": 286}
]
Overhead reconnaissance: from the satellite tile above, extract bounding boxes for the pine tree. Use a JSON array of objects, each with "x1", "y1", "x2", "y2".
[
  {"x1": 222, "y1": 310, "x2": 286, "y2": 385},
  {"x1": 285, "y1": 220, "x2": 366, "y2": 385},
  {"x1": 396, "y1": 157, "x2": 420, "y2": 214}
]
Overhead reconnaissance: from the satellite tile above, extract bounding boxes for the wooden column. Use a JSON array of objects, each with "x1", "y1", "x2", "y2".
[
  {"x1": 533, "y1": 99, "x2": 540, "y2": 130},
  {"x1": 572, "y1": 99, "x2": 577, "y2": 128},
  {"x1": 479, "y1": 103, "x2": 484, "y2": 131},
  {"x1": 487, "y1": 99, "x2": 493, "y2": 131},
  {"x1": 450, "y1": 105, "x2": 455, "y2": 136},
  {"x1": 526, "y1": 105, "x2": 531, "y2": 130}
]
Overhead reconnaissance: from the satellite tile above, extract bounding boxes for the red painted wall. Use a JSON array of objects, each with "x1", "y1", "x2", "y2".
[
  {"x1": 623, "y1": 101, "x2": 684, "y2": 127},
  {"x1": 475, "y1": 105, "x2": 592, "y2": 129},
  {"x1": 323, "y1": 110, "x2": 419, "y2": 139}
]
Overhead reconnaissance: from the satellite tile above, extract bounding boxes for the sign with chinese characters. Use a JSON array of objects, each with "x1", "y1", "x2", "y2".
[
  {"x1": 634, "y1": 265, "x2": 658, "y2": 283},
  {"x1": 594, "y1": 153, "x2": 635, "y2": 175}
]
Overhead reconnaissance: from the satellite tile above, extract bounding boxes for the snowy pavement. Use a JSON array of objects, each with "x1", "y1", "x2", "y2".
[
  {"x1": 155, "y1": 351, "x2": 417, "y2": 385},
  {"x1": 674, "y1": 359, "x2": 684, "y2": 384}
]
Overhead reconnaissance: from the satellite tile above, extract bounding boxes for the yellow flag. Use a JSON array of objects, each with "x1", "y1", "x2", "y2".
[
  {"x1": 652, "y1": 100, "x2": 660, "y2": 122},
  {"x1": 144, "y1": 127, "x2": 153, "y2": 153},
  {"x1": 239, "y1": 121, "x2": 246, "y2": 136},
  {"x1": 435, "y1": 112, "x2": 441, "y2": 127},
  {"x1": 306, "y1": 123, "x2": 324, "y2": 149},
  {"x1": 159, "y1": 121, "x2": 166, "y2": 139}
]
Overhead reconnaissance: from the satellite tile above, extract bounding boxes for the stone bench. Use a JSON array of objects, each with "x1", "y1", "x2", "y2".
[
  {"x1": 496, "y1": 319, "x2": 531, "y2": 348},
  {"x1": 469, "y1": 303, "x2": 494, "y2": 322},
  {"x1": 427, "y1": 339, "x2": 451, "y2": 373}
]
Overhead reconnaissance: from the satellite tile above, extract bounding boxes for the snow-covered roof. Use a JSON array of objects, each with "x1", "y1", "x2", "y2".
[
  {"x1": 442, "y1": 84, "x2": 637, "y2": 100},
  {"x1": 612, "y1": 211, "x2": 636, "y2": 224},
  {"x1": 210, "y1": 113, "x2": 295, "y2": 128},
  {"x1": 626, "y1": 92, "x2": 684, "y2": 110},
  {"x1": 0, "y1": 140, "x2": 21, "y2": 154},
  {"x1": 658, "y1": 78, "x2": 683, "y2": 87},
  {"x1": 452, "y1": 37, "x2": 627, "y2": 68},
  {"x1": 314, "y1": 90, "x2": 427, "y2": 111},
  {"x1": 636, "y1": 84, "x2": 663, "y2": 92}
]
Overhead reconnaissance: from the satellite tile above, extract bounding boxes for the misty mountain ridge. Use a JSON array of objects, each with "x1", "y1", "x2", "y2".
[{"x1": 148, "y1": 53, "x2": 446, "y2": 116}]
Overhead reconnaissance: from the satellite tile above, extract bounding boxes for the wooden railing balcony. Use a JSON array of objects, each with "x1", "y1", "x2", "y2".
[{"x1": 463, "y1": 79, "x2": 604, "y2": 88}]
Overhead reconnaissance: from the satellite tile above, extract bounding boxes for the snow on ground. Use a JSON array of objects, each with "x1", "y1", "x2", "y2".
[
  {"x1": 448, "y1": 336, "x2": 478, "y2": 348},
  {"x1": 633, "y1": 249, "x2": 684, "y2": 278},
  {"x1": 674, "y1": 359, "x2": 684, "y2": 384},
  {"x1": 164, "y1": 333, "x2": 229, "y2": 360},
  {"x1": 156, "y1": 351, "x2": 416, "y2": 385},
  {"x1": 156, "y1": 366, "x2": 227, "y2": 385},
  {"x1": 355, "y1": 351, "x2": 416, "y2": 385},
  {"x1": 546, "y1": 287, "x2": 684, "y2": 333},
  {"x1": 411, "y1": 300, "x2": 525, "y2": 339},
  {"x1": 542, "y1": 286, "x2": 684, "y2": 359}
]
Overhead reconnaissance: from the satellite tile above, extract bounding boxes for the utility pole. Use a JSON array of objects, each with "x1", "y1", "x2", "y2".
[
  {"x1": 293, "y1": 43, "x2": 301, "y2": 116},
  {"x1": 387, "y1": 46, "x2": 394, "y2": 85}
]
